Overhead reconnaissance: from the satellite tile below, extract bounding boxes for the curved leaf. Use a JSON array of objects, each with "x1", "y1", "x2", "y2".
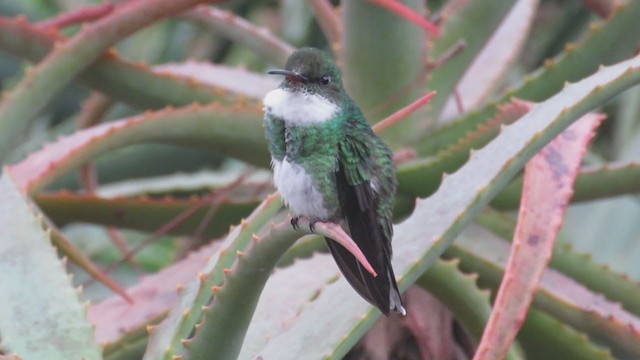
[
  {"x1": 0, "y1": 176, "x2": 101, "y2": 359},
  {"x1": 246, "y1": 54, "x2": 640, "y2": 359},
  {"x1": 0, "y1": 0, "x2": 212, "y2": 160},
  {"x1": 474, "y1": 113, "x2": 604, "y2": 360},
  {"x1": 5, "y1": 103, "x2": 267, "y2": 195}
]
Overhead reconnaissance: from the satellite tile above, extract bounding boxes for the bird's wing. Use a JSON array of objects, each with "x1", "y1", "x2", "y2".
[
  {"x1": 263, "y1": 112, "x2": 286, "y2": 162},
  {"x1": 326, "y1": 126, "x2": 401, "y2": 315}
]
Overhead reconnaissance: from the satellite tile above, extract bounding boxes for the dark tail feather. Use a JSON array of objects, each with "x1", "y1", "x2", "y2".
[
  {"x1": 325, "y1": 236, "x2": 404, "y2": 315},
  {"x1": 333, "y1": 161, "x2": 404, "y2": 315},
  {"x1": 325, "y1": 237, "x2": 388, "y2": 314}
]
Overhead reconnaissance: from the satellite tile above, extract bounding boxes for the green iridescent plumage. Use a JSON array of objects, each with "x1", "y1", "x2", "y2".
[{"x1": 263, "y1": 47, "x2": 404, "y2": 315}]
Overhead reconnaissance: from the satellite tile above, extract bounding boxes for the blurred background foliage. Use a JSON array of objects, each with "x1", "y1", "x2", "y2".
[{"x1": 1, "y1": 0, "x2": 640, "y2": 359}]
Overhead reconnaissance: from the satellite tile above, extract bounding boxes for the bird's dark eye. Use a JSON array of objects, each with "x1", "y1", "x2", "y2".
[{"x1": 321, "y1": 75, "x2": 331, "y2": 85}]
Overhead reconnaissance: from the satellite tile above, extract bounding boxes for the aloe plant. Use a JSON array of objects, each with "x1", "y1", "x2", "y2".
[{"x1": 1, "y1": 1, "x2": 640, "y2": 359}]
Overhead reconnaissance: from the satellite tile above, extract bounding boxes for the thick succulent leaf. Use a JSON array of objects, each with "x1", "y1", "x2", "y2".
[
  {"x1": 562, "y1": 114, "x2": 640, "y2": 281},
  {"x1": 0, "y1": 17, "x2": 244, "y2": 110},
  {"x1": 477, "y1": 208, "x2": 640, "y2": 319},
  {"x1": 397, "y1": 99, "x2": 530, "y2": 197},
  {"x1": 449, "y1": 225, "x2": 640, "y2": 358},
  {"x1": 36, "y1": 192, "x2": 260, "y2": 239},
  {"x1": 142, "y1": 195, "x2": 282, "y2": 359},
  {"x1": 565, "y1": 199, "x2": 640, "y2": 276},
  {"x1": 5, "y1": 103, "x2": 267, "y2": 195},
  {"x1": 95, "y1": 169, "x2": 272, "y2": 199},
  {"x1": 50, "y1": 146, "x2": 229, "y2": 191},
  {"x1": 306, "y1": 0, "x2": 340, "y2": 48},
  {"x1": 417, "y1": 259, "x2": 523, "y2": 360},
  {"x1": 419, "y1": 1, "x2": 640, "y2": 156},
  {"x1": 243, "y1": 51, "x2": 640, "y2": 360},
  {"x1": 518, "y1": 308, "x2": 613, "y2": 360},
  {"x1": 181, "y1": 6, "x2": 295, "y2": 65},
  {"x1": 441, "y1": 0, "x2": 538, "y2": 119},
  {"x1": 154, "y1": 62, "x2": 278, "y2": 100},
  {"x1": 426, "y1": 0, "x2": 516, "y2": 120},
  {"x1": 0, "y1": 175, "x2": 102, "y2": 359},
  {"x1": 0, "y1": 0, "x2": 211, "y2": 161},
  {"x1": 492, "y1": 161, "x2": 640, "y2": 209},
  {"x1": 474, "y1": 113, "x2": 604, "y2": 360},
  {"x1": 239, "y1": 254, "x2": 345, "y2": 359},
  {"x1": 90, "y1": 240, "x2": 222, "y2": 346},
  {"x1": 182, "y1": 220, "x2": 300, "y2": 360},
  {"x1": 342, "y1": 0, "x2": 428, "y2": 144}
]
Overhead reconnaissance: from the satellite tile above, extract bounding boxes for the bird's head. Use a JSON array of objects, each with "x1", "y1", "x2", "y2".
[{"x1": 268, "y1": 48, "x2": 344, "y2": 103}]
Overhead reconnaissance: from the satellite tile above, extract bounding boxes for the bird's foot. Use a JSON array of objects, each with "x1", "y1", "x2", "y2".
[
  {"x1": 308, "y1": 218, "x2": 323, "y2": 233},
  {"x1": 290, "y1": 216, "x2": 301, "y2": 231},
  {"x1": 290, "y1": 216, "x2": 323, "y2": 233}
]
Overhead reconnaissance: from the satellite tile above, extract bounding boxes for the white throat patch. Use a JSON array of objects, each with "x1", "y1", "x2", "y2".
[{"x1": 263, "y1": 88, "x2": 338, "y2": 125}]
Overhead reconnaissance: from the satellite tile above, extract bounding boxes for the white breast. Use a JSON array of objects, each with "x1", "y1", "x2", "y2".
[
  {"x1": 263, "y1": 88, "x2": 338, "y2": 125},
  {"x1": 272, "y1": 158, "x2": 331, "y2": 219}
]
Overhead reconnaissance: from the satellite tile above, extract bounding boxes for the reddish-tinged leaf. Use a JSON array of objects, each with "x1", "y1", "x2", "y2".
[
  {"x1": 582, "y1": 0, "x2": 616, "y2": 17},
  {"x1": 307, "y1": 0, "x2": 342, "y2": 50},
  {"x1": 154, "y1": 62, "x2": 278, "y2": 100},
  {"x1": 441, "y1": 0, "x2": 538, "y2": 119},
  {"x1": 473, "y1": 112, "x2": 606, "y2": 360},
  {"x1": 36, "y1": 2, "x2": 115, "y2": 30},
  {"x1": 365, "y1": 0, "x2": 439, "y2": 35},
  {"x1": 402, "y1": 287, "x2": 456, "y2": 360},
  {"x1": 50, "y1": 227, "x2": 133, "y2": 303},
  {"x1": 4, "y1": 103, "x2": 265, "y2": 195},
  {"x1": 89, "y1": 241, "x2": 219, "y2": 344},
  {"x1": 373, "y1": 91, "x2": 437, "y2": 134}
]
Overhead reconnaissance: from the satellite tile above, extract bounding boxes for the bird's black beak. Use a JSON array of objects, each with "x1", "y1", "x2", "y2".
[{"x1": 267, "y1": 69, "x2": 308, "y2": 82}]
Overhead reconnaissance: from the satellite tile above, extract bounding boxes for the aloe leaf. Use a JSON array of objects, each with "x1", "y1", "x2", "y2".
[
  {"x1": 91, "y1": 166, "x2": 271, "y2": 198},
  {"x1": 426, "y1": 0, "x2": 516, "y2": 120},
  {"x1": 142, "y1": 194, "x2": 282, "y2": 359},
  {"x1": 238, "y1": 253, "x2": 345, "y2": 359},
  {"x1": 419, "y1": 0, "x2": 640, "y2": 156},
  {"x1": 246, "y1": 55, "x2": 640, "y2": 359},
  {"x1": 397, "y1": 99, "x2": 530, "y2": 197},
  {"x1": 50, "y1": 145, "x2": 224, "y2": 190},
  {"x1": 440, "y1": 0, "x2": 538, "y2": 119},
  {"x1": 4, "y1": 103, "x2": 267, "y2": 195},
  {"x1": 342, "y1": 0, "x2": 428, "y2": 144},
  {"x1": 474, "y1": 113, "x2": 604, "y2": 360},
  {"x1": 90, "y1": 240, "x2": 221, "y2": 347},
  {"x1": 0, "y1": 0, "x2": 211, "y2": 161},
  {"x1": 563, "y1": 195, "x2": 640, "y2": 279},
  {"x1": 181, "y1": 6, "x2": 295, "y2": 65},
  {"x1": 504, "y1": 1, "x2": 640, "y2": 102},
  {"x1": 37, "y1": 192, "x2": 260, "y2": 239},
  {"x1": 417, "y1": 259, "x2": 523, "y2": 360},
  {"x1": 154, "y1": 62, "x2": 279, "y2": 100},
  {"x1": 518, "y1": 308, "x2": 613, "y2": 360},
  {"x1": 0, "y1": 175, "x2": 101, "y2": 359},
  {"x1": 477, "y1": 208, "x2": 640, "y2": 318},
  {"x1": 493, "y1": 161, "x2": 640, "y2": 209},
  {"x1": 0, "y1": 17, "x2": 243, "y2": 110},
  {"x1": 182, "y1": 220, "x2": 299, "y2": 360},
  {"x1": 307, "y1": 0, "x2": 341, "y2": 49},
  {"x1": 448, "y1": 225, "x2": 640, "y2": 358}
]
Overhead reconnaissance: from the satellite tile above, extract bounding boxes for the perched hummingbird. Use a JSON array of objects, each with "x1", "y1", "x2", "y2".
[{"x1": 263, "y1": 47, "x2": 405, "y2": 315}]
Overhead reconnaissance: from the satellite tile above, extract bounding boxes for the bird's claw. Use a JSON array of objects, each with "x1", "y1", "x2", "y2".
[
  {"x1": 290, "y1": 216, "x2": 301, "y2": 231},
  {"x1": 290, "y1": 216, "x2": 322, "y2": 233},
  {"x1": 308, "y1": 218, "x2": 321, "y2": 233}
]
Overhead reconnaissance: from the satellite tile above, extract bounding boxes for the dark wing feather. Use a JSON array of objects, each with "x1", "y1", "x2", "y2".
[{"x1": 327, "y1": 132, "x2": 403, "y2": 315}]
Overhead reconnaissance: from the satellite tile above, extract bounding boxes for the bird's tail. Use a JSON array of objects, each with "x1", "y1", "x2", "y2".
[{"x1": 325, "y1": 237, "x2": 405, "y2": 315}]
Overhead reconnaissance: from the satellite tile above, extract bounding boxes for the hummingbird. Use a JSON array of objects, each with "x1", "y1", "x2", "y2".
[{"x1": 263, "y1": 47, "x2": 405, "y2": 315}]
